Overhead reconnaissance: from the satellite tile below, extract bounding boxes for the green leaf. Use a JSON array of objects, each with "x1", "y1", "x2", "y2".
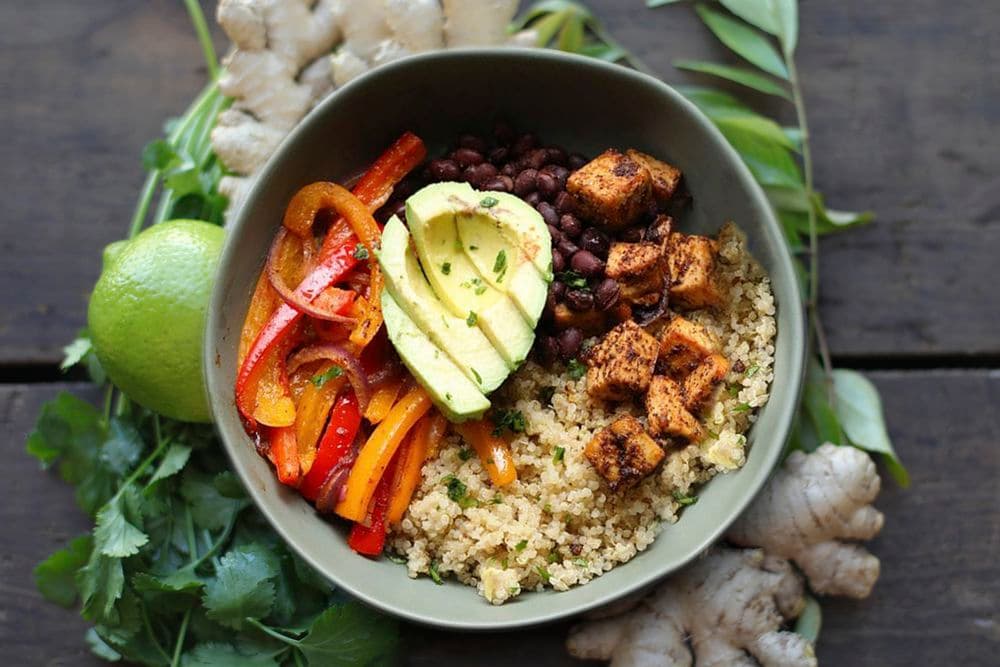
[
  {"x1": 297, "y1": 603, "x2": 400, "y2": 667},
  {"x1": 557, "y1": 12, "x2": 585, "y2": 52},
  {"x1": 648, "y1": 0, "x2": 687, "y2": 6},
  {"x1": 94, "y1": 496, "x2": 149, "y2": 558},
  {"x1": 719, "y1": 0, "x2": 798, "y2": 55},
  {"x1": 674, "y1": 60, "x2": 791, "y2": 99},
  {"x1": 714, "y1": 114, "x2": 798, "y2": 151},
  {"x1": 816, "y1": 202, "x2": 874, "y2": 232},
  {"x1": 579, "y1": 42, "x2": 627, "y2": 62},
  {"x1": 678, "y1": 85, "x2": 756, "y2": 118},
  {"x1": 141, "y1": 139, "x2": 178, "y2": 171},
  {"x1": 802, "y1": 359, "x2": 844, "y2": 447},
  {"x1": 148, "y1": 442, "x2": 192, "y2": 485},
  {"x1": 78, "y1": 552, "x2": 124, "y2": 623},
  {"x1": 86, "y1": 627, "x2": 123, "y2": 662},
  {"x1": 102, "y1": 418, "x2": 145, "y2": 476},
  {"x1": 182, "y1": 469, "x2": 246, "y2": 530},
  {"x1": 794, "y1": 594, "x2": 822, "y2": 642},
  {"x1": 528, "y1": 11, "x2": 569, "y2": 46},
  {"x1": 183, "y1": 642, "x2": 281, "y2": 667},
  {"x1": 719, "y1": 123, "x2": 802, "y2": 188},
  {"x1": 34, "y1": 535, "x2": 93, "y2": 607},
  {"x1": 203, "y1": 544, "x2": 279, "y2": 629},
  {"x1": 695, "y1": 4, "x2": 788, "y2": 78},
  {"x1": 831, "y1": 369, "x2": 910, "y2": 487},
  {"x1": 61, "y1": 336, "x2": 93, "y2": 372}
]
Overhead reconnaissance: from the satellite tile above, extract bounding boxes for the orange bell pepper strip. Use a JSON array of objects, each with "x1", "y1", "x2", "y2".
[
  {"x1": 453, "y1": 419, "x2": 518, "y2": 487},
  {"x1": 238, "y1": 272, "x2": 279, "y2": 368},
  {"x1": 294, "y1": 369, "x2": 345, "y2": 475},
  {"x1": 249, "y1": 324, "x2": 301, "y2": 428},
  {"x1": 235, "y1": 133, "x2": 426, "y2": 426},
  {"x1": 364, "y1": 377, "x2": 404, "y2": 424},
  {"x1": 299, "y1": 392, "x2": 362, "y2": 502},
  {"x1": 336, "y1": 385, "x2": 432, "y2": 522},
  {"x1": 267, "y1": 425, "x2": 301, "y2": 487},
  {"x1": 347, "y1": 451, "x2": 399, "y2": 556},
  {"x1": 423, "y1": 412, "x2": 450, "y2": 460},
  {"x1": 385, "y1": 416, "x2": 432, "y2": 525}
]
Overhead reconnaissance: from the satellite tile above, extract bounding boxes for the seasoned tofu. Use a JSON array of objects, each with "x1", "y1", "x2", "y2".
[
  {"x1": 584, "y1": 320, "x2": 659, "y2": 401},
  {"x1": 627, "y1": 149, "x2": 683, "y2": 203},
  {"x1": 585, "y1": 415, "x2": 665, "y2": 491},
  {"x1": 553, "y1": 303, "x2": 607, "y2": 334},
  {"x1": 658, "y1": 315, "x2": 718, "y2": 377},
  {"x1": 667, "y1": 232, "x2": 722, "y2": 310},
  {"x1": 566, "y1": 149, "x2": 652, "y2": 230},
  {"x1": 646, "y1": 375, "x2": 703, "y2": 442},
  {"x1": 645, "y1": 214, "x2": 674, "y2": 253},
  {"x1": 606, "y1": 241, "x2": 666, "y2": 307},
  {"x1": 682, "y1": 353, "x2": 730, "y2": 412}
]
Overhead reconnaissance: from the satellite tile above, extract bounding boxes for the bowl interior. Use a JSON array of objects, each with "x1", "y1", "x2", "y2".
[{"x1": 205, "y1": 49, "x2": 805, "y2": 630}]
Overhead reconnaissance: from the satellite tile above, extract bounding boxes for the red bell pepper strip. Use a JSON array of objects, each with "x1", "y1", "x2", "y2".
[
  {"x1": 268, "y1": 425, "x2": 301, "y2": 487},
  {"x1": 299, "y1": 392, "x2": 362, "y2": 502},
  {"x1": 235, "y1": 132, "x2": 426, "y2": 425},
  {"x1": 347, "y1": 452, "x2": 399, "y2": 556}
]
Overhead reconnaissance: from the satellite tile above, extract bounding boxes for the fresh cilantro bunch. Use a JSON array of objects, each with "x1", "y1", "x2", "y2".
[{"x1": 28, "y1": 391, "x2": 398, "y2": 666}]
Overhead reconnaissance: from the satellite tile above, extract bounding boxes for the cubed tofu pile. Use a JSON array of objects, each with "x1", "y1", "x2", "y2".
[{"x1": 567, "y1": 147, "x2": 734, "y2": 491}]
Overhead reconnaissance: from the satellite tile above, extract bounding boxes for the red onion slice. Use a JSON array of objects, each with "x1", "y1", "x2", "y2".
[
  {"x1": 287, "y1": 344, "x2": 372, "y2": 412},
  {"x1": 267, "y1": 228, "x2": 356, "y2": 323}
]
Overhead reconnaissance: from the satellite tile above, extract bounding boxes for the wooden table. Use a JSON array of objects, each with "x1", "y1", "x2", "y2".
[{"x1": 2, "y1": 1, "x2": 997, "y2": 664}]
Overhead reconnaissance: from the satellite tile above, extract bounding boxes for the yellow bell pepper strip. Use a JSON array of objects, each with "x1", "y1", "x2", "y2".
[
  {"x1": 336, "y1": 385, "x2": 432, "y2": 521},
  {"x1": 454, "y1": 419, "x2": 518, "y2": 487},
  {"x1": 363, "y1": 376, "x2": 404, "y2": 424},
  {"x1": 293, "y1": 370, "x2": 345, "y2": 476},
  {"x1": 238, "y1": 271, "x2": 279, "y2": 368},
  {"x1": 385, "y1": 416, "x2": 432, "y2": 525},
  {"x1": 424, "y1": 412, "x2": 450, "y2": 460}
]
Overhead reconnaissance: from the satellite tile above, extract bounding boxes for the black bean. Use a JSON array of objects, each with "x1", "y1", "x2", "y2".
[
  {"x1": 501, "y1": 162, "x2": 518, "y2": 177},
  {"x1": 542, "y1": 164, "x2": 570, "y2": 187},
  {"x1": 579, "y1": 227, "x2": 610, "y2": 256},
  {"x1": 523, "y1": 191, "x2": 542, "y2": 207},
  {"x1": 571, "y1": 249, "x2": 604, "y2": 277},
  {"x1": 488, "y1": 146, "x2": 509, "y2": 165},
  {"x1": 557, "y1": 238, "x2": 579, "y2": 258},
  {"x1": 544, "y1": 292, "x2": 558, "y2": 320},
  {"x1": 470, "y1": 162, "x2": 498, "y2": 187},
  {"x1": 554, "y1": 191, "x2": 576, "y2": 215},
  {"x1": 568, "y1": 153, "x2": 588, "y2": 170},
  {"x1": 536, "y1": 171, "x2": 559, "y2": 199},
  {"x1": 494, "y1": 121, "x2": 515, "y2": 146},
  {"x1": 537, "y1": 201, "x2": 559, "y2": 227},
  {"x1": 428, "y1": 158, "x2": 461, "y2": 181},
  {"x1": 482, "y1": 175, "x2": 513, "y2": 192},
  {"x1": 512, "y1": 133, "x2": 537, "y2": 156},
  {"x1": 544, "y1": 146, "x2": 568, "y2": 166},
  {"x1": 558, "y1": 328, "x2": 584, "y2": 359},
  {"x1": 566, "y1": 289, "x2": 595, "y2": 311},
  {"x1": 594, "y1": 278, "x2": 620, "y2": 311},
  {"x1": 620, "y1": 227, "x2": 644, "y2": 243},
  {"x1": 458, "y1": 134, "x2": 488, "y2": 153},
  {"x1": 461, "y1": 165, "x2": 477, "y2": 183},
  {"x1": 513, "y1": 168, "x2": 538, "y2": 196},
  {"x1": 550, "y1": 280, "x2": 567, "y2": 299},
  {"x1": 559, "y1": 213, "x2": 582, "y2": 239},
  {"x1": 547, "y1": 224, "x2": 562, "y2": 241},
  {"x1": 453, "y1": 147, "x2": 484, "y2": 167},
  {"x1": 538, "y1": 335, "x2": 559, "y2": 362},
  {"x1": 523, "y1": 148, "x2": 548, "y2": 170},
  {"x1": 551, "y1": 249, "x2": 566, "y2": 273}
]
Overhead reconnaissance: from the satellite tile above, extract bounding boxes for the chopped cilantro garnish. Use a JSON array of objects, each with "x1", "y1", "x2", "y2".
[
  {"x1": 553, "y1": 446, "x2": 566, "y2": 464},
  {"x1": 386, "y1": 553, "x2": 407, "y2": 565},
  {"x1": 745, "y1": 364, "x2": 760, "y2": 377},
  {"x1": 543, "y1": 503, "x2": 552, "y2": 513},
  {"x1": 474, "y1": 284, "x2": 487, "y2": 295},
  {"x1": 501, "y1": 558, "x2": 509, "y2": 569},
  {"x1": 480, "y1": 196, "x2": 499, "y2": 208},
  {"x1": 536, "y1": 566, "x2": 551, "y2": 583},
  {"x1": 567, "y1": 358, "x2": 586, "y2": 380},
  {"x1": 443, "y1": 475, "x2": 478, "y2": 509},
  {"x1": 556, "y1": 270, "x2": 588, "y2": 289},
  {"x1": 471, "y1": 368, "x2": 483, "y2": 385},
  {"x1": 310, "y1": 365, "x2": 343, "y2": 387},
  {"x1": 429, "y1": 562, "x2": 443, "y2": 585},
  {"x1": 352, "y1": 245, "x2": 370, "y2": 260},
  {"x1": 491, "y1": 409, "x2": 527, "y2": 437},
  {"x1": 445, "y1": 392, "x2": 453, "y2": 401},
  {"x1": 515, "y1": 540, "x2": 528, "y2": 552},
  {"x1": 492, "y1": 493, "x2": 503, "y2": 504},
  {"x1": 546, "y1": 552, "x2": 560, "y2": 564},
  {"x1": 441, "y1": 262, "x2": 451, "y2": 275},
  {"x1": 539, "y1": 386, "x2": 556, "y2": 406},
  {"x1": 734, "y1": 402, "x2": 752, "y2": 413},
  {"x1": 493, "y1": 249, "x2": 507, "y2": 279},
  {"x1": 573, "y1": 558, "x2": 589, "y2": 567},
  {"x1": 466, "y1": 311, "x2": 478, "y2": 327},
  {"x1": 458, "y1": 448, "x2": 473, "y2": 461},
  {"x1": 727, "y1": 384, "x2": 741, "y2": 397},
  {"x1": 469, "y1": 245, "x2": 479, "y2": 251},
  {"x1": 673, "y1": 490, "x2": 698, "y2": 506}
]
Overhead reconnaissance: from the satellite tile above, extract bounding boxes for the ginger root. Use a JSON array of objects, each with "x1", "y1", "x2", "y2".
[
  {"x1": 567, "y1": 444, "x2": 884, "y2": 665},
  {"x1": 727, "y1": 443, "x2": 884, "y2": 598},
  {"x1": 567, "y1": 548, "x2": 815, "y2": 667}
]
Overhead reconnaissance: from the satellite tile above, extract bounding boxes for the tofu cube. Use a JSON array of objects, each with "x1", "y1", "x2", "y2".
[
  {"x1": 682, "y1": 353, "x2": 730, "y2": 412},
  {"x1": 658, "y1": 315, "x2": 718, "y2": 377},
  {"x1": 553, "y1": 302, "x2": 608, "y2": 334},
  {"x1": 584, "y1": 320, "x2": 659, "y2": 401},
  {"x1": 585, "y1": 415, "x2": 665, "y2": 491},
  {"x1": 566, "y1": 149, "x2": 652, "y2": 230},
  {"x1": 646, "y1": 375, "x2": 703, "y2": 442},
  {"x1": 606, "y1": 241, "x2": 666, "y2": 307},
  {"x1": 667, "y1": 232, "x2": 722, "y2": 310},
  {"x1": 627, "y1": 149, "x2": 683, "y2": 203}
]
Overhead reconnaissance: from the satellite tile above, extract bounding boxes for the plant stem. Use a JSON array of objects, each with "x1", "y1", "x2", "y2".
[
  {"x1": 247, "y1": 618, "x2": 300, "y2": 647},
  {"x1": 170, "y1": 608, "x2": 192, "y2": 667},
  {"x1": 183, "y1": 0, "x2": 219, "y2": 78},
  {"x1": 787, "y1": 56, "x2": 834, "y2": 389}
]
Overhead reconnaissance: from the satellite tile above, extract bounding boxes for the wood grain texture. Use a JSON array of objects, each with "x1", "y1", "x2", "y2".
[
  {"x1": 1, "y1": 1, "x2": 999, "y2": 365},
  {"x1": 3, "y1": 374, "x2": 997, "y2": 665}
]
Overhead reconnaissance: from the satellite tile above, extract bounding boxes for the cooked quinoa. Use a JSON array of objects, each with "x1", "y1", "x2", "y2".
[{"x1": 388, "y1": 223, "x2": 776, "y2": 604}]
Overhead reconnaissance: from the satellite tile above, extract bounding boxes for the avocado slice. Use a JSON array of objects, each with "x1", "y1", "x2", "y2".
[
  {"x1": 406, "y1": 183, "x2": 549, "y2": 366},
  {"x1": 377, "y1": 216, "x2": 509, "y2": 393},
  {"x1": 381, "y1": 290, "x2": 490, "y2": 422}
]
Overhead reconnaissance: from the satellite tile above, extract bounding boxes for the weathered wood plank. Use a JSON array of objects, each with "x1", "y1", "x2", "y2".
[
  {"x1": 1, "y1": 0, "x2": 997, "y2": 364},
  {"x1": 3, "y1": 373, "x2": 997, "y2": 665}
]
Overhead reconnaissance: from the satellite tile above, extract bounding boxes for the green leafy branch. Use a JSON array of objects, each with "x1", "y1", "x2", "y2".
[{"x1": 521, "y1": 0, "x2": 907, "y2": 486}]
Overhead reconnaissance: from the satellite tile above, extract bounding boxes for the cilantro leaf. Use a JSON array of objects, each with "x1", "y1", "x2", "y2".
[
  {"x1": 101, "y1": 418, "x2": 145, "y2": 477},
  {"x1": 182, "y1": 469, "x2": 246, "y2": 531},
  {"x1": 148, "y1": 442, "x2": 192, "y2": 485},
  {"x1": 567, "y1": 358, "x2": 587, "y2": 380},
  {"x1": 203, "y1": 544, "x2": 279, "y2": 629},
  {"x1": 491, "y1": 409, "x2": 527, "y2": 437},
  {"x1": 297, "y1": 603, "x2": 400, "y2": 666},
  {"x1": 94, "y1": 495, "x2": 149, "y2": 558},
  {"x1": 672, "y1": 490, "x2": 698, "y2": 506},
  {"x1": 34, "y1": 535, "x2": 92, "y2": 607},
  {"x1": 311, "y1": 366, "x2": 343, "y2": 387},
  {"x1": 61, "y1": 335, "x2": 93, "y2": 372},
  {"x1": 77, "y1": 553, "x2": 124, "y2": 623},
  {"x1": 85, "y1": 628, "x2": 122, "y2": 662},
  {"x1": 183, "y1": 642, "x2": 281, "y2": 667}
]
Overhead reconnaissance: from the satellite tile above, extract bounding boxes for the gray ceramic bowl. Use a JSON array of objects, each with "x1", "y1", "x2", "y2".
[{"x1": 205, "y1": 48, "x2": 805, "y2": 630}]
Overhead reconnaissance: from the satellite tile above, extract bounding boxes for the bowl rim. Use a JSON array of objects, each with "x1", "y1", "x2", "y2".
[{"x1": 205, "y1": 47, "x2": 806, "y2": 630}]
